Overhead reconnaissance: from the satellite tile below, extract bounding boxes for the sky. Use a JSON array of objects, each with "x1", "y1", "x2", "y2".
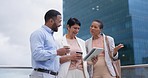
[{"x1": 0, "y1": 0, "x2": 63, "y2": 66}]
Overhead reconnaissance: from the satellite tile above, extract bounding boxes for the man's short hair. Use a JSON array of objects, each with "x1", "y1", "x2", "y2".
[{"x1": 44, "y1": 9, "x2": 61, "y2": 22}]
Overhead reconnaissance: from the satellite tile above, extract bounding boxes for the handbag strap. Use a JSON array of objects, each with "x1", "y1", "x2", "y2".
[{"x1": 105, "y1": 36, "x2": 114, "y2": 60}]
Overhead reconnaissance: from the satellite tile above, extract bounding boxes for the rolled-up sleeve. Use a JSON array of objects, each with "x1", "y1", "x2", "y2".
[
  {"x1": 108, "y1": 36, "x2": 119, "y2": 60},
  {"x1": 113, "y1": 52, "x2": 118, "y2": 60}
]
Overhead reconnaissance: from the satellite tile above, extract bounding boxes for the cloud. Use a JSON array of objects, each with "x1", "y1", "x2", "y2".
[
  {"x1": 0, "y1": 33, "x2": 31, "y2": 66},
  {"x1": 0, "y1": 0, "x2": 62, "y2": 66}
]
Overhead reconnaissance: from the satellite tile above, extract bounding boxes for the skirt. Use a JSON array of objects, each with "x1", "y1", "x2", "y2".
[{"x1": 66, "y1": 69, "x2": 85, "y2": 78}]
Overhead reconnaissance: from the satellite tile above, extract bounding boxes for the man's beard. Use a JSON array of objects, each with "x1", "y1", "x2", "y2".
[{"x1": 52, "y1": 23, "x2": 58, "y2": 32}]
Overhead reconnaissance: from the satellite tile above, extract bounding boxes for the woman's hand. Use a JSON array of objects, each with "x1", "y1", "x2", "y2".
[
  {"x1": 91, "y1": 56, "x2": 98, "y2": 65},
  {"x1": 114, "y1": 44, "x2": 124, "y2": 55},
  {"x1": 70, "y1": 53, "x2": 82, "y2": 61}
]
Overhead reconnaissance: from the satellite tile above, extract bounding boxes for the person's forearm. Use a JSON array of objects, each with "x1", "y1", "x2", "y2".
[
  {"x1": 113, "y1": 51, "x2": 118, "y2": 56},
  {"x1": 60, "y1": 55, "x2": 71, "y2": 64},
  {"x1": 87, "y1": 61, "x2": 93, "y2": 65},
  {"x1": 32, "y1": 50, "x2": 57, "y2": 61}
]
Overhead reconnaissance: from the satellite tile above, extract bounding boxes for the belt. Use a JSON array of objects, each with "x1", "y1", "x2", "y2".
[{"x1": 34, "y1": 68, "x2": 58, "y2": 76}]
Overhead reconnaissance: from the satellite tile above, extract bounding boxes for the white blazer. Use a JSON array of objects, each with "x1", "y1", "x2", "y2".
[
  {"x1": 85, "y1": 34, "x2": 118, "y2": 77},
  {"x1": 56, "y1": 35, "x2": 89, "y2": 78}
]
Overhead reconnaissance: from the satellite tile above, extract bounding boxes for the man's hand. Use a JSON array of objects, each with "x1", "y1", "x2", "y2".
[{"x1": 57, "y1": 47, "x2": 70, "y2": 56}]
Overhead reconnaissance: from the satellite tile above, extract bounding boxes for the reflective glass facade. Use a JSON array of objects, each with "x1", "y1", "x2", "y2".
[
  {"x1": 63, "y1": 0, "x2": 148, "y2": 65},
  {"x1": 128, "y1": 0, "x2": 148, "y2": 64}
]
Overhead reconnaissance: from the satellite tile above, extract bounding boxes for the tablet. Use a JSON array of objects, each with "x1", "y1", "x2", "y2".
[{"x1": 83, "y1": 48, "x2": 103, "y2": 61}]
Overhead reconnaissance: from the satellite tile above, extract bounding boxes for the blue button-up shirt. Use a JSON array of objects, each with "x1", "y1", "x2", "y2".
[{"x1": 30, "y1": 25, "x2": 60, "y2": 72}]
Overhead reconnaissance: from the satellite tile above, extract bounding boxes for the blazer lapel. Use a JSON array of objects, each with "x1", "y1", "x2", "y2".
[
  {"x1": 88, "y1": 37, "x2": 93, "y2": 53},
  {"x1": 61, "y1": 35, "x2": 69, "y2": 46}
]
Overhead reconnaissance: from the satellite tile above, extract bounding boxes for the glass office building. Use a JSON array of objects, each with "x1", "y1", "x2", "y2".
[{"x1": 63, "y1": 0, "x2": 148, "y2": 65}]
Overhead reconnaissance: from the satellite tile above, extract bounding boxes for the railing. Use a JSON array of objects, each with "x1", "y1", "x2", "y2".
[
  {"x1": 0, "y1": 66, "x2": 32, "y2": 78},
  {"x1": 0, "y1": 64, "x2": 148, "y2": 78},
  {"x1": 121, "y1": 64, "x2": 148, "y2": 78}
]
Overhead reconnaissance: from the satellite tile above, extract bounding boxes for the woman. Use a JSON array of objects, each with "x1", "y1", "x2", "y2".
[
  {"x1": 86, "y1": 19, "x2": 123, "y2": 78},
  {"x1": 57, "y1": 18, "x2": 89, "y2": 78}
]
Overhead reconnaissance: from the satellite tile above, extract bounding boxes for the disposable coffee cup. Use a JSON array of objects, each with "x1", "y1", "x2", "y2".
[{"x1": 63, "y1": 45, "x2": 70, "y2": 49}]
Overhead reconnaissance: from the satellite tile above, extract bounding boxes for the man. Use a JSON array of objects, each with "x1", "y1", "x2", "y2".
[{"x1": 29, "y1": 9, "x2": 69, "y2": 78}]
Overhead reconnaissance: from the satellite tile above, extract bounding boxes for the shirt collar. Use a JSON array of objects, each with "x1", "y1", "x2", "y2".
[{"x1": 42, "y1": 25, "x2": 54, "y2": 34}]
